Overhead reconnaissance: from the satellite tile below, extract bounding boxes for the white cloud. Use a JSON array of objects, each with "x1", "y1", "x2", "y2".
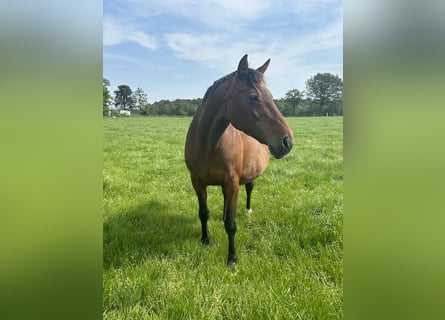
[
  {"x1": 103, "y1": 15, "x2": 157, "y2": 50},
  {"x1": 103, "y1": 52, "x2": 145, "y2": 66},
  {"x1": 273, "y1": 18, "x2": 342, "y2": 64},
  {"x1": 127, "y1": 31, "x2": 157, "y2": 50},
  {"x1": 164, "y1": 33, "x2": 248, "y2": 65},
  {"x1": 103, "y1": 16, "x2": 125, "y2": 46},
  {"x1": 164, "y1": 14, "x2": 342, "y2": 69}
]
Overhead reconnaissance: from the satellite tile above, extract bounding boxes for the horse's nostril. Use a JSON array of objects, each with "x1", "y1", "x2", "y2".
[{"x1": 282, "y1": 135, "x2": 292, "y2": 150}]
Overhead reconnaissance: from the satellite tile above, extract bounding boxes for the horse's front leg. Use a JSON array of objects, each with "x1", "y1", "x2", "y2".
[
  {"x1": 192, "y1": 178, "x2": 210, "y2": 245},
  {"x1": 245, "y1": 181, "x2": 254, "y2": 214},
  {"x1": 223, "y1": 180, "x2": 239, "y2": 266}
]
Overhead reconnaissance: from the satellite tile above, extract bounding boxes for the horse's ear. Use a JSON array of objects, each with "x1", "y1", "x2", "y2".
[
  {"x1": 237, "y1": 54, "x2": 249, "y2": 75},
  {"x1": 256, "y1": 59, "x2": 270, "y2": 74}
]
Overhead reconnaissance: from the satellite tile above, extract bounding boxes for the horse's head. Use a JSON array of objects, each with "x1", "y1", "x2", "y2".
[{"x1": 225, "y1": 54, "x2": 293, "y2": 158}]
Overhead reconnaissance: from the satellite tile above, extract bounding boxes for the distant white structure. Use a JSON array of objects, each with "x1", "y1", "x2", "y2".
[{"x1": 119, "y1": 110, "x2": 131, "y2": 117}]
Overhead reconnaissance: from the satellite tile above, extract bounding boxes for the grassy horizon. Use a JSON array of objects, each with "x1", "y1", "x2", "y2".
[{"x1": 103, "y1": 116, "x2": 343, "y2": 319}]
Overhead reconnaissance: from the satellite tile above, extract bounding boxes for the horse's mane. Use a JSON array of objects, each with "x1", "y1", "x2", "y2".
[{"x1": 202, "y1": 69, "x2": 263, "y2": 103}]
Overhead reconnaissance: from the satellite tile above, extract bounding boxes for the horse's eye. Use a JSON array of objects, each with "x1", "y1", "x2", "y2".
[{"x1": 248, "y1": 94, "x2": 259, "y2": 102}]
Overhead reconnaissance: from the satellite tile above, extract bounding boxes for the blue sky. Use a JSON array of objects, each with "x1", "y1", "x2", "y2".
[{"x1": 103, "y1": 0, "x2": 342, "y2": 102}]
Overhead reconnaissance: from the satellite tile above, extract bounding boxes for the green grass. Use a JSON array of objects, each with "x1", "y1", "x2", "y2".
[{"x1": 103, "y1": 116, "x2": 343, "y2": 319}]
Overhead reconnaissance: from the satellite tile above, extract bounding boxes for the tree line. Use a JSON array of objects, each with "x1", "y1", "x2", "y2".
[{"x1": 103, "y1": 73, "x2": 342, "y2": 117}]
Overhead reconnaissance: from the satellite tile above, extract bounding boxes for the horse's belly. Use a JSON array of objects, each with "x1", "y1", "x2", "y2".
[
  {"x1": 240, "y1": 162, "x2": 267, "y2": 184},
  {"x1": 239, "y1": 134, "x2": 270, "y2": 183}
]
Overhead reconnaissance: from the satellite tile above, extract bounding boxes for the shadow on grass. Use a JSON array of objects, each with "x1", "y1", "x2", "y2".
[{"x1": 103, "y1": 201, "x2": 198, "y2": 270}]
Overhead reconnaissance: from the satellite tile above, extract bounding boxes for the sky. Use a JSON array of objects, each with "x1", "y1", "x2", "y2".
[{"x1": 103, "y1": 0, "x2": 342, "y2": 102}]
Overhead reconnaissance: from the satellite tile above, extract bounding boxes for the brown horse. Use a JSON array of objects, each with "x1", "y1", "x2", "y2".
[{"x1": 185, "y1": 54, "x2": 294, "y2": 266}]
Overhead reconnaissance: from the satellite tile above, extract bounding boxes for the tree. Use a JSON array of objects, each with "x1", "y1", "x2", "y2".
[
  {"x1": 114, "y1": 85, "x2": 135, "y2": 110},
  {"x1": 133, "y1": 87, "x2": 148, "y2": 111},
  {"x1": 306, "y1": 73, "x2": 343, "y2": 116},
  {"x1": 103, "y1": 78, "x2": 112, "y2": 113},
  {"x1": 276, "y1": 98, "x2": 291, "y2": 116},
  {"x1": 284, "y1": 89, "x2": 303, "y2": 116}
]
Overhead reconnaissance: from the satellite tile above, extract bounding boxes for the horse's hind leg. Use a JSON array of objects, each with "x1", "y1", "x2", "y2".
[
  {"x1": 245, "y1": 182, "x2": 254, "y2": 214},
  {"x1": 192, "y1": 179, "x2": 210, "y2": 245}
]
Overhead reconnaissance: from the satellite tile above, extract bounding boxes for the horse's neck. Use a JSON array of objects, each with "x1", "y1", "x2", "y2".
[{"x1": 197, "y1": 99, "x2": 230, "y2": 151}]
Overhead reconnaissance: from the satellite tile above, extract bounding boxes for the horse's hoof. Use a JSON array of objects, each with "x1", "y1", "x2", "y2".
[
  {"x1": 201, "y1": 237, "x2": 210, "y2": 245},
  {"x1": 245, "y1": 208, "x2": 252, "y2": 215},
  {"x1": 227, "y1": 254, "x2": 237, "y2": 267},
  {"x1": 227, "y1": 260, "x2": 236, "y2": 270}
]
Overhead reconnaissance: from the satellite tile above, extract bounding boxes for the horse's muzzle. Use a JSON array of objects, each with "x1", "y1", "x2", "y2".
[{"x1": 269, "y1": 135, "x2": 293, "y2": 159}]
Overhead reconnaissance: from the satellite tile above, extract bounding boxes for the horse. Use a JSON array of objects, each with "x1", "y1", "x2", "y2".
[{"x1": 184, "y1": 54, "x2": 294, "y2": 266}]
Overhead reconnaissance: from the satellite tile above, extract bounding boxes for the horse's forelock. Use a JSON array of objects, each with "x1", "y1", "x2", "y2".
[{"x1": 238, "y1": 68, "x2": 263, "y2": 86}]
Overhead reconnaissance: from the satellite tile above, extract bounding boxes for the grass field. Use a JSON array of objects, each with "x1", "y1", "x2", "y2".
[{"x1": 103, "y1": 116, "x2": 343, "y2": 319}]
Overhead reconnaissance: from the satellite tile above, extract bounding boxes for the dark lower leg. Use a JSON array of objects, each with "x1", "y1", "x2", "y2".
[
  {"x1": 223, "y1": 183, "x2": 239, "y2": 266},
  {"x1": 199, "y1": 204, "x2": 210, "y2": 244},
  {"x1": 224, "y1": 211, "x2": 237, "y2": 265},
  {"x1": 245, "y1": 182, "x2": 254, "y2": 211},
  {"x1": 194, "y1": 183, "x2": 210, "y2": 245}
]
